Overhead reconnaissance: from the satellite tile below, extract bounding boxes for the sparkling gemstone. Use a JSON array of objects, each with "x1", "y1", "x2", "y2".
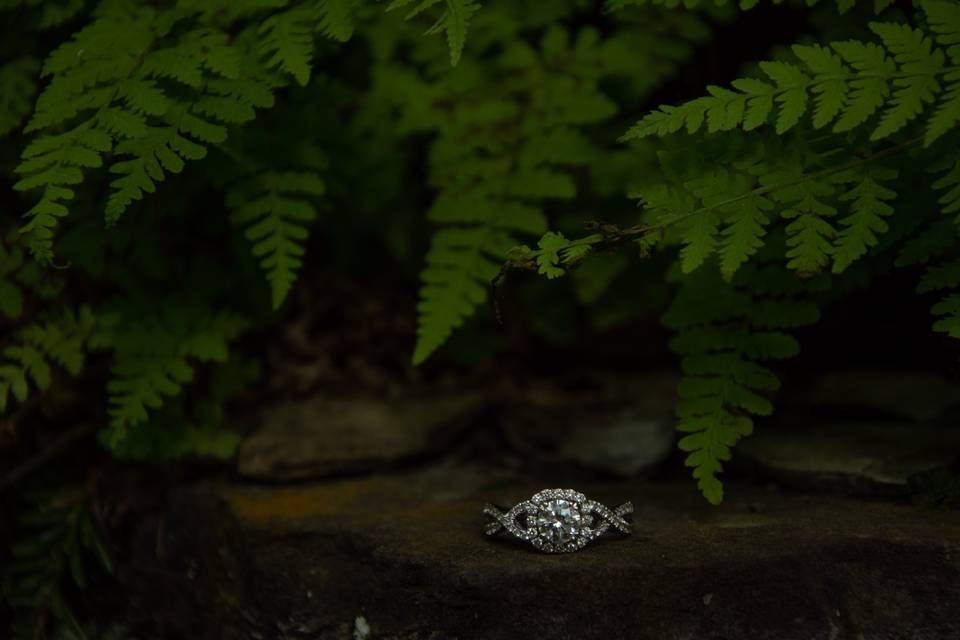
[{"x1": 535, "y1": 499, "x2": 582, "y2": 544}]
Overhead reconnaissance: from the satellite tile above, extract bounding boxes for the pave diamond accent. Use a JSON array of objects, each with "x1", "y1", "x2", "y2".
[{"x1": 483, "y1": 488, "x2": 633, "y2": 554}]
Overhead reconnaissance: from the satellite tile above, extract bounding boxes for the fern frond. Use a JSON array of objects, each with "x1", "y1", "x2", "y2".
[
  {"x1": 13, "y1": 7, "x2": 157, "y2": 261},
  {"x1": 719, "y1": 194, "x2": 773, "y2": 279},
  {"x1": 831, "y1": 166, "x2": 898, "y2": 272},
  {"x1": 412, "y1": 26, "x2": 628, "y2": 363},
  {"x1": 664, "y1": 264, "x2": 813, "y2": 504},
  {"x1": 14, "y1": 5, "x2": 282, "y2": 259},
  {"x1": 869, "y1": 22, "x2": 944, "y2": 140},
  {"x1": 414, "y1": 224, "x2": 506, "y2": 364},
  {"x1": 106, "y1": 115, "x2": 208, "y2": 224},
  {"x1": 931, "y1": 294, "x2": 960, "y2": 337},
  {"x1": 317, "y1": 0, "x2": 357, "y2": 42},
  {"x1": 258, "y1": 6, "x2": 316, "y2": 86},
  {"x1": 0, "y1": 307, "x2": 95, "y2": 413},
  {"x1": 94, "y1": 307, "x2": 247, "y2": 448},
  {"x1": 389, "y1": 0, "x2": 482, "y2": 66},
  {"x1": 624, "y1": 3, "x2": 960, "y2": 147},
  {"x1": 229, "y1": 171, "x2": 325, "y2": 309},
  {"x1": 933, "y1": 158, "x2": 960, "y2": 224}
]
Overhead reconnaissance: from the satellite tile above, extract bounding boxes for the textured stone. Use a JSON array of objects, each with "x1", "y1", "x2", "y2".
[
  {"x1": 237, "y1": 394, "x2": 486, "y2": 480},
  {"x1": 136, "y1": 466, "x2": 960, "y2": 640},
  {"x1": 502, "y1": 373, "x2": 678, "y2": 476},
  {"x1": 783, "y1": 370, "x2": 960, "y2": 422},
  {"x1": 736, "y1": 420, "x2": 960, "y2": 494}
]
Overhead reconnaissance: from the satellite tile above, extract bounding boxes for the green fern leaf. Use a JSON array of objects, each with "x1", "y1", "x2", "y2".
[
  {"x1": 664, "y1": 266, "x2": 813, "y2": 505},
  {"x1": 831, "y1": 40, "x2": 895, "y2": 133},
  {"x1": 259, "y1": 7, "x2": 316, "y2": 86},
  {"x1": 731, "y1": 78, "x2": 776, "y2": 131},
  {"x1": 759, "y1": 61, "x2": 809, "y2": 134},
  {"x1": 931, "y1": 294, "x2": 960, "y2": 337},
  {"x1": 317, "y1": 0, "x2": 356, "y2": 42},
  {"x1": 389, "y1": 0, "x2": 481, "y2": 66},
  {"x1": 106, "y1": 120, "x2": 208, "y2": 224},
  {"x1": 679, "y1": 209, "x2": 720, "y2": 273},
  {"x1": 896, "y1": 219, "x2": 956, "y2": 266},
  {"x1": 933, "y1": 160, "x2": 960, "y2": 225},
  {"x1": 230, "y1": 171, "x2": 325, "y2": 309},
  {"x1": 0, "y1": 307, "x2": 95, "y2": 413},
  {"x1": 832, "y1": 167, "x2": 897, "y2": 272},
  {"x1": 869, "y1": 22, "x2": 944, "y2": 140},
  {"x1": 536, "y1": 232, "x2": 569, "y2": 279},
  {"x1": 95, "y1": 308, "x2": 247, "y2": 447},
  {"x1": 765, "y1": 167, "x2": 838, "y2": 274},
  {"x1": 918, "y1": 260, "x2": 960, "y2": 293},
  {"x1": 414, "y1": 226, "x2": 504, "y2": 364},
  {"x1": 719, "y1": 194, "x2": 773, "y2": 279},
  {"x1": 429, "y1": 0, "x2": 482, "y2": 66},
  {"x1": 792, "y1": 44, "x2": 847, "y2": 128}
]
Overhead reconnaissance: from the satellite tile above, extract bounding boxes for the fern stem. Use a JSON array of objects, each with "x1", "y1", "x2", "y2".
[
  {"x1": 523, "y1": 135, "x2": 926, "y2": 263},
  {"x1": 634, "y1": 135, "x2": 925, "y2": 235}
]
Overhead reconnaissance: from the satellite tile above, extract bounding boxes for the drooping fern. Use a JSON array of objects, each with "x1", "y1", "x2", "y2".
[
  {"x1": 229, "y1": 170, "x2": 326, "y2": 309},
  {"x1": 412, "y1": 26, "x2": 625, "y2": 363},
  {"x1": 917, "y1": 158, "x2": 960, "y2": 338},
  {"x1": 387, "y1": 0, "x2": 483, "y2": 66},
  {"x1": 91, "y1": 304, "x2": 247, "y2": 448},
  {"x1": 12, "y1": 5, "x2": 288, "y2": 261},
  {"x1": 490, "y1": 2, "x2": 960, "y2": 504},
  {"x1": 0, "y1": 307, "x2": 95, "y2": 413},
  {"x1": 664, "y1": 257, "x2": 819, "y2": 504}
]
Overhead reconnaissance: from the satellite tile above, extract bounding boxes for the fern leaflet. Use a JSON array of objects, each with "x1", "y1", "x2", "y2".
[
  {"x1": 0, "y1": 307, "x2": 95, "y2": 413},
  {"x1": 229, "y1": 171, "x2": 325, "y2": 309},
  {"x1": 665, "y1": 262, "x2": 816, "y2": 504},
  {"x1": 624, "y1": 2, "x2": 960, "y2": 147},
  {"x1": 93, "y1": 306, "x2": 247, "y2": 447}
]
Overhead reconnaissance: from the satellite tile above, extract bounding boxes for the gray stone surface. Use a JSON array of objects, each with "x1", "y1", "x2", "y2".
[
  {"x1": 501, "y1": 373, "x2": 679, "y2": 476},
  {"x1": 736, "y1": 421, "x2": 960, "y2": 494},
  {"x1": 237, "y1": 394, "x2": 486, "y2": 480},
  {"x1": 784, "y1": 370, "x2": 960, "y2": 422},
  {"x1": 127, "y1": 466, "x2": 960, "y2": 640},
  {"x1": 557, "y1": 411, "x2": 675, "y2": 477}
]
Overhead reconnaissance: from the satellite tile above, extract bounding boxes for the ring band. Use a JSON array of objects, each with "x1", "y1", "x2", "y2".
[{"x1": 483, "y1": 488, "x2": 633, "y2": 554}]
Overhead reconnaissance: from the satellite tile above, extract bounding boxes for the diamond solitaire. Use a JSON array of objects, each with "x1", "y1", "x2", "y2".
[
  {"x1": 536, "y1": 499, "x2": 583, "y2": 545},
  {"x1": 483, "y1": 489, "x2": 633, "y2": 554}
]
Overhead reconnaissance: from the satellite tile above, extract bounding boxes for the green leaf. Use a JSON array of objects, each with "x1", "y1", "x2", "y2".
[
  {"x1": 230, "y1": 171, "x2": 324, "y2": 309},
  {"x1": 759, "y1": 61, "x2": 810, "y2": 134},
  {"x1": 719, "y1": 194, "x2": 773, "y2": 279},
  {"x1": 259, "y1": 7, "x2": 315, "y2": 86},
  {"x1": 832, "y1": 168, "x2": 897, "y2": 273},
  {"x1": 535, "y1": 232, "x2": 569, "y2": 279},
  {"x1": 869, "y1": 22, "x2": 944, "y2": 140}
]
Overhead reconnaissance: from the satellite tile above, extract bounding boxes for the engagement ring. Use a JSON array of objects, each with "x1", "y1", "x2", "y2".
[{"x1": 483, "y1": 488, "x2": 633, "y2": 554}]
